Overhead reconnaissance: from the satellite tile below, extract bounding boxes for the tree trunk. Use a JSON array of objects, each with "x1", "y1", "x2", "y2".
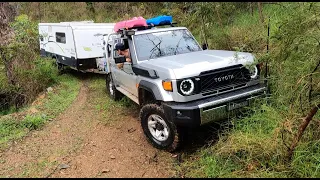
[
  {"x1": 214, "y1": 4, "x2": 223, "y2": 28},
  {"x1": 257, "y1": 2, "x2": 264, "y2": 24},
  {"x1": 38, "y1": 2, "x2": 41, "y2": 22},
  {"x1": 0, "y1": 2, "x2": 16, "y2": 46},
  {"x1": 200, "y1": 13, "x2": 208, "y2": 49},
  {"x1": 0, "y1": 2, "x2": 17, "y2": 86},
  {"x1": 308, "y1": 60, "x2": 320, "y2": 106},
  {"x1": 250, "y1": 2, "x2": 254, "y2": 16},
  {"x1": 200, "y1": 3, "x2": 208, "y2": 49}
]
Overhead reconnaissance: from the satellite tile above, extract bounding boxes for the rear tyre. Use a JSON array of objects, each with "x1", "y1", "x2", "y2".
[
  {"x1": 57, "y1": 63, "x2": 64, "y2": 74},
  {"x1": 140, "y1": 104, "x2": 182, "y2": 152},
  {"x1": 106, "y1": 73, "x2": 122, "y2": 101},
  {"x1": 53, "y1": 57, "x2": 64, "y2": 75}
]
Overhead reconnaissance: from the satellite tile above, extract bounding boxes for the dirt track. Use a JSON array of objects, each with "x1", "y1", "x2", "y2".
[{"x1": 0, "y1": 78, "x2": 177, "y2": 178}]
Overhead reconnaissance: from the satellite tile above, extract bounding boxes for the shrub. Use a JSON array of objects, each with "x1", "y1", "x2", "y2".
[
  {"x1": 0, "y1": 14, "x2": 58, "y2": 113},
  {"x1": 20, "y1": 114, "x2": 47, "y2": 130}
]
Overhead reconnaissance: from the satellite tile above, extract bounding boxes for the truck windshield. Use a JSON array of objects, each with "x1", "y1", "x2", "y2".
[{"x1": 133, "y1": 29, "x2": 202, "y2": 61}]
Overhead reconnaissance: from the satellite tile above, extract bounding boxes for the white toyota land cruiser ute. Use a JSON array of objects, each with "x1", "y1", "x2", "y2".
[{"x1": 103, "y1": 16, "x2": 267, "y2": 152}]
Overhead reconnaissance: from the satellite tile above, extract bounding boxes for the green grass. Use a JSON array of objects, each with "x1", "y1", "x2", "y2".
[
  {"x1": 177, "y1": 103, "x2": 291, "y2": 178},
  {"x1": 0, "y1": 114, "x2": 49, "y2": 146},
  {"x1": 291, "y1": 140, "x2": 320, "y2": 177},
  {"x1": 0, "y1": 107, "x2": 17, "y2": 117},
  {"x1": 0, "y1": 116, "x2": 30, "y2": 145},
  {"x1": 0, "y1": 73, "x2": 80, "y2": 149},
  {"x1": 18, "y1": 159, "x2": 59, "y2": 178},
  {"x1": 87, "y1": 75, "x2": 138, "y2": 125},
  {"x1": 35, "y1": 74, "x2": 80, "y2": 117}
]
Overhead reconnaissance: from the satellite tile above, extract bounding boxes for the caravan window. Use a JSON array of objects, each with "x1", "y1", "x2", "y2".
[{"x1": 56, "y1": 32, "x2": 66, "y2": 44}]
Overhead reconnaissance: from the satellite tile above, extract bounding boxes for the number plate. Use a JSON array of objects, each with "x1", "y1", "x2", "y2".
[{"x1": 228, "y1": 100, "x2": 249, "y2": 111}]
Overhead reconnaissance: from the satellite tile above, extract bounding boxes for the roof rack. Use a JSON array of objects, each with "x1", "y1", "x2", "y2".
[
  {"x1": 60, "y1": 20, "x2": 94, "y2": 24},
  {"x1": 117, "y1": 22, "x2": 178, "y2": 38},
  {"x1": 115, "y1": 15, "x2": 177, "y2": 36},
  {"x1": 120, "y1": 22, "x2": 177, "y2": 32}
]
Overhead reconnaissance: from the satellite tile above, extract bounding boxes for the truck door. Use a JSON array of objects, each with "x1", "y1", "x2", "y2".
[
  {"x1": 111, "y1": 38, "x2": 138, "y2": 97},
  {"x1": 110, "y1": 38, "x2": 121, "y2": 86},
  {"x1": 103, "y1": 34, "x2": 115, "y2": 73}
]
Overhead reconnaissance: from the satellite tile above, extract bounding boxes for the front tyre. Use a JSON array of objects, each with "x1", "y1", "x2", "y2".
[{"x1": 140, "y1": 104, "x2": 181, "y2": 152}]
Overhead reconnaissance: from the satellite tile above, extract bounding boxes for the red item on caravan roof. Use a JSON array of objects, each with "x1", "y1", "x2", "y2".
[{"x1": 114, "y1": 16, "x2": 147, "y2": 32}]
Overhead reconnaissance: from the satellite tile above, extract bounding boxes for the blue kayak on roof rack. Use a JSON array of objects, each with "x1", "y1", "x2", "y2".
[{"x1": 146, "y1": 15, "x2": 173, "y2": 26}]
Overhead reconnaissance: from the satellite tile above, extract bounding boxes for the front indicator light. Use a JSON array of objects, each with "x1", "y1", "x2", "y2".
[{"x1": 162, "y1": 80, "x2": 173, "y2": 91}]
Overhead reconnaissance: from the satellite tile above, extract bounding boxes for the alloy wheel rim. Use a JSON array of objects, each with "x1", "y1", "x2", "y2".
[
  {"x1": 109, "y1": 80, "x2": 114, "y2": 95},
  {"x1": 147, "y1": 114, "x2": 169, "y2": 142}
]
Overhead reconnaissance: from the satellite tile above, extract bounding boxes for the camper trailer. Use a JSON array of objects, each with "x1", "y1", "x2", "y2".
[{"x1": 38, "y1": 21, "x2": 115, "y2": 74}]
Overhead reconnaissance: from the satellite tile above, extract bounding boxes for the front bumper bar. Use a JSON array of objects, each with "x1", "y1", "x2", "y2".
[{"x1": 162, "y1": 84, "x2": 267, "y2": 127}]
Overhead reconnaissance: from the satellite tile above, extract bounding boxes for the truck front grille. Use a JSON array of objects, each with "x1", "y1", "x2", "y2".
[{"x1": 199, "y1": 65, "x2": 251, "y2": 95}]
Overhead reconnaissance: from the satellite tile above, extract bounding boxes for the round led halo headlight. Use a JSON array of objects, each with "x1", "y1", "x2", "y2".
[
  {"x1": 180, "y1": 79, "x2": 194, "y2": 95},
  {"x1": 248, "y1": 65, "x2": 258, "y2": 79}
]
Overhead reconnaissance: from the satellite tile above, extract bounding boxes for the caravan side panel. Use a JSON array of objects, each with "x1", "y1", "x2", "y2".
[
  {"x1": 39, "y1": 24, "x2": 76, "y2": 58},
  {"x1": 39, "y1": 24, "x2": 77, "y2": 68},
  {"x1": 39, "y1": 25, "x2": 51, "y2": 57},
  {"x1": 72, "y1": 26, "x2": 114, "y2": 59}
]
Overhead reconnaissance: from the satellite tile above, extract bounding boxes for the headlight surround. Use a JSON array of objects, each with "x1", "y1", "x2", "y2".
[
  {"x1": 179, "y1": 78, "x2": 195, "y2": 96},
  {"x1": 248, "y1": 65, "x2": 259, "y2": 79}
]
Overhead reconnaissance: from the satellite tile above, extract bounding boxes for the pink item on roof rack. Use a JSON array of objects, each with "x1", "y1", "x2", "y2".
[{"x1": 114, "y1": 16, "x2": 147, "y2": 32}]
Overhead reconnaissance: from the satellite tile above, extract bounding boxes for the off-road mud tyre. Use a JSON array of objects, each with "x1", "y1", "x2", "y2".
[
  {"x1": 106, "y1": 73, "x2": 122, "y2": 101},
  {"x1": 140, "y1": 104, "x2": 182, "y2": 152}
]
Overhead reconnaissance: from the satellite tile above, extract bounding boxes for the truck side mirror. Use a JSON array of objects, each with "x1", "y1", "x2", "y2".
[
  {"x1": 114, "y1": 56, "x2": 126, "y2": 64},
  {"x1": 202, "y1": 43, "x2": 208, "y2": 50}
]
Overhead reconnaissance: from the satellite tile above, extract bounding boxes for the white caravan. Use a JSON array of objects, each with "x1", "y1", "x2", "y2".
[{"x1": 38, "y1": 21, "x2": 115, "y2": 74}]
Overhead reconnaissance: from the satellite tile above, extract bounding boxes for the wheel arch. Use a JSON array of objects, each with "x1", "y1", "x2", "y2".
[{"x1": 138, "y1": 80, "x2": 164, "y2": 105}]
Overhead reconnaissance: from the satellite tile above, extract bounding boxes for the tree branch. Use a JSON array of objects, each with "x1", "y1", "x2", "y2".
[
  {"x1": 287, "y1": 104, "x2": 320, "y2": 161},
  {"x1": 309, "y1": 59, "x2": 320, "y2": 105}
]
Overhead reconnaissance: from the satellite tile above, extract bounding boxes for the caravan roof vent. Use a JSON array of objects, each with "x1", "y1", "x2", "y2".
[{"x1": 60, "y1": 20, "x2": 94, "y2": 24}]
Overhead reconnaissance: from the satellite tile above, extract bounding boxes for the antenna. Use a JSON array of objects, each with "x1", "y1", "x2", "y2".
[
  {"x1": 200, "y1": 2, "x2": 208, "y2": 49},
  {"x1": 267, "y1": 16, "x2": 270, "y2": 54},
  {"x1": 39, "y1": 2, "x2": 41, "y2": 23},
  {"x1": 265, "y1": 16, "x2": 270, "y2": 94}
]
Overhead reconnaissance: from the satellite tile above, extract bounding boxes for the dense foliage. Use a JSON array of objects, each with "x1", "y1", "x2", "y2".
[{"x1": 0, "y1": 10, "x2": 58, "y2": 114}]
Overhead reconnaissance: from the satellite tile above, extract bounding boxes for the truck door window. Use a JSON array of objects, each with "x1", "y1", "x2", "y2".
[
  {"x1": 56, "y1": 32, "x2": 66, "y2": 44},
  {"x1": 113, "y1": 38, "x2": 121, "y2": 57},
  {"x1": 113, "y1": 38, "x2": 133, "y2": 74}
]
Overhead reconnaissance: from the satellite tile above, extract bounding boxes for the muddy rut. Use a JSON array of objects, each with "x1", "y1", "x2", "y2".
[{"x1": 0, "y1": 78, "x2": 176, "y2": 178}]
